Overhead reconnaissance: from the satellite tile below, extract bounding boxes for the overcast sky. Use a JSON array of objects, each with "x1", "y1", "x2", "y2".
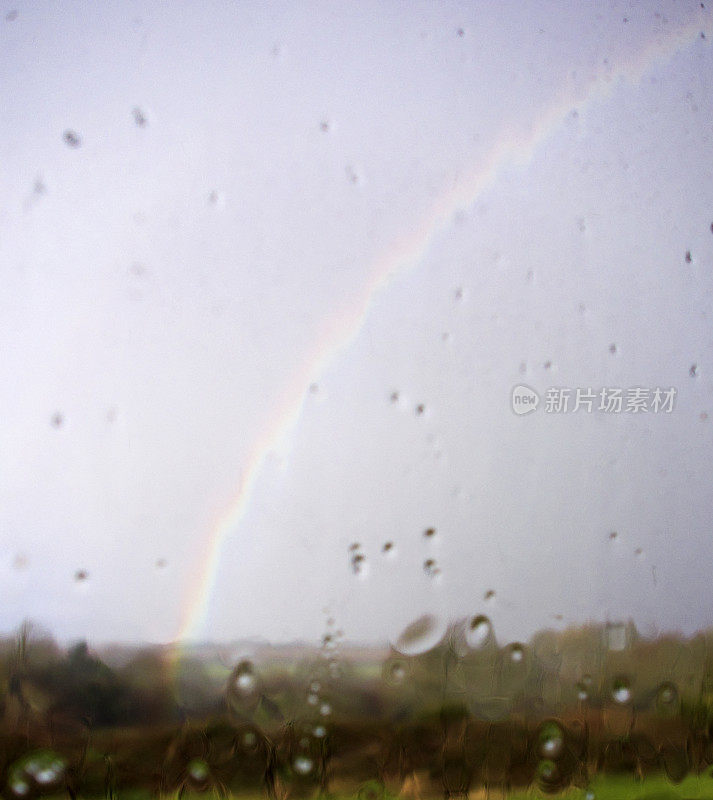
[{"x1": 1, "y1": 0, "x2": 712, "y2": 649}]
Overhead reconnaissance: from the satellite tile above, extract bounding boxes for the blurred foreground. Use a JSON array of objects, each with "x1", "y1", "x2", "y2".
[{"x1": 2, "y1": 619, "x2": 713, "y2": 799}]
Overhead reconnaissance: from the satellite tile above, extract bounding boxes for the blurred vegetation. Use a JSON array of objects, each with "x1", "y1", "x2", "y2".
[{"x1": 2, "y1": 619, "x2": 713, "y2": 798}]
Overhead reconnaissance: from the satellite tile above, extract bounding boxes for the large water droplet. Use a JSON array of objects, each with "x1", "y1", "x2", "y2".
[{"x1": 393, "y1": 614, "x2": 445, "y2": 656}]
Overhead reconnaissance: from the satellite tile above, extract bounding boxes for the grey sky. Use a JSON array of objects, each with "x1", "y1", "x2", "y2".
[{"x1": 1, "y1": 0, "x2": 711, "y2": 648}]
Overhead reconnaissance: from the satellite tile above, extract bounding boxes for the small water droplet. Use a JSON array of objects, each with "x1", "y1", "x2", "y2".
[
  {"x1": 63, "y1": 130, "x2": 81, "y2": 148},
  {"x1": 187, "y1": 759, "x2": 209, "y2": 783},
  {"x1": 484, "y1": 589, "x2": 495, "y2": 601},
  {"x1": 390, "y1": 391, "x2": 400, "y2": 403},
  {"x1": 576, "y1": 682, "x2": 589, "y2": 701},
  {"x1": 319, "y1": 701, "x2": 331, "y2": 716},
  {"x1": 538, "y1": 721, "x2": 564, "y2": 759},
  {"x1": 609, "y1": 343, "x2": 617, "y2": 354},
  {"x1": 609, "y1": 531, "x2": 618, "y2": 540},
  {"x1": 228, "y1": 659, "x2": 259, "y2": 709},
  {"x1": 454, "y1": 287, "x2": 464, "y2": 301},
  {"x1": 293, "y1": 755, "x2": 314, "y2": 775},
  {"x1": 415, "y1": 403, "x2": 425, "y2": 416},
  {"x1": 423, "y1": 558, "x2": 440, "y2": 578},
  {"x1": 319, "y1": 120, "x2": 330, "y2": 132},
  {"x1": 544, "y1": 360, "x2": 552, "y2": 370},
  {"x1": 701, "y1": 411, "x2": 708, "y2": 421},
  {"x1": 690, "y1": 363, "x2": 699, "y2": 377},
  {"x1": 313, "y1": 725, "x2": 327, "y2": 738},
  {"x1": 74, "y1": 569, "x2": 88, "y2": 582},
  {"x1": 307, "y1": 692, "x2": 318, "y2": 706},
  {"x1": 51, "y1": 412, "x2": 64, "y2": 428},
  {"x1": 424, "y1": 527, "x2": 436, "y2": 539},
  {"x1": 685, "y1": 250, "x2": 692, "y2": 263},
  {"x1": 351, "y1": 552, "x2": 368, "y2": 576},
  {"x1": 612, "y1": 677, "x2": 631, "y2": 704},
  {"x1": 508, "y1": 642, "x2": 525, "y2": 662},
  {"x1": 382, "y1": 541, "x2": 394, "y2": 554},
  {"x1": 5, "y1": 9, "x2": 18, "y2": 21},
  {"x1": 456, "y1": 27, "x2": 465, "y2": 37},
  {"x1": 156, "y1": 558, "x2": 167, "y2": 568},
  {"x1": 465, "y1": 615, "x2": 492, "y2": 649},
  {"x1": 132, "y1": 106, "x2": 148, "y2": 127}
]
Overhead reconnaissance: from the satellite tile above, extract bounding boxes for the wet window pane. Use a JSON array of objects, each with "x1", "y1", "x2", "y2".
[{"x1": 1, "y1": 2, "x2": 712, "y2": 797}]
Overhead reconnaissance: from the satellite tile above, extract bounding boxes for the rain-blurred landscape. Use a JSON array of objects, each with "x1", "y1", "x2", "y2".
[{"x1": 2, "y1": 0, "x2": 713, "y2": 796}]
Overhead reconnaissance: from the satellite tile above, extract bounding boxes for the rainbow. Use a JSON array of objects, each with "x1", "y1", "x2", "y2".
[{"x1": 168, "y1": 11, "x2": 710, "y2": 678}]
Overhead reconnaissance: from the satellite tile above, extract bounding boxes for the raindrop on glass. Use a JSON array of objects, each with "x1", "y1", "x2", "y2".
[
  {"x1": 63, "y1": 130, "x2": 81, "y2": 148},
  {"x1": 538, "y1": 721, "x2": 564, "y2": 759},
  {"x1": 465, "y1": 615, "x2": 492, "y2": 649},
  {"x1": 132, "y1": 106, "x2": 148, "y2": 127},
  {"x1": 293, "y1": 755, "x2": 314, "y2": 775},
  {"x1": 612, "y1": 677, "x2": 631, "y2": 704}
]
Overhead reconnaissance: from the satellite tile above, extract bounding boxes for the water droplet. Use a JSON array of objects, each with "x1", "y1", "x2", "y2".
[
  {"x1": 390, "y1": 391, "x2": 400, "y2": 403},
  {"x1": 656, "y1": 681, "x2": 679, "y2": 712},
  {"x1": 394, "y1": 614, "x2": 445, "y2": 656},
  {"x1": 345, "y1": 165, "x2": 360, "y2": 184},
  {"x1": 313, "y1": 725, "x2": 327, "y2": 738},
  {"x1": 424, "y1": 527, "x2": 436, "y2": 539},
  {"x1": 74, "y1": 569, "x2": 88, "y2": 581},
  {"x1": 319, "y1": 120, "x2": 330, "y2": 132},
  {"x1": 5, "y1": 9, "x2": 18, "y2": 21},
  {"x1": 8, "y1": 777, "x2": 29, "y2": 796},
  {"x1": 307, "y1": 692, "x2": 318, "y2": 706},
  {"x1": 227, "y1": 660, "x2": 261, "y2": 713},
  {"x1": 609, "y1": 531, "x2": 618, "y2": 540},
  {"x1": 690, "y1": 363, "x2": 699, "y2": 377},
  {"x1": 456, "y1": 27, "x2": 465, "y2": 37},
  {"x1": 612, "y1": 677, "x2": 631, "y2": 704},
  {"x1": 508, "y1": 642, "x2": 525, "y2": 662},
  {"x1": 609, "y1": 343, "x2": 617, "y2": 354},
  {"x1": 576, "y1": 682, "x2": 589, "y2": 701},
  {"x1": 63, "y1": 130, "x2": 81, "y2": 148},
  {"x1": 382, "y1": 541, "x2": 395, "y2": 555},
  {"x1": 538, "y1": 721, "x2": 564, "y2": 759},
  {"x1": 293, "y1": 755, "x2": 314, "y2": 775},
  {"x1": 187, "y1": 759, "x2": 209, "y2": 783},
  {"x1": 423, "y1": 558, "x2": 440, "y2": 577},
  {"x1": 319, "y1": 701, "x2": 332, "y2": 716},
  {"x1": 484, "y1": 589, "x2": 495, "y2": 601},
  {"x1": 544, "y1": 360, "x2": 552, "y2": 370},
  {"x1": 241, "y1": 730, "x2": 258, "y2": 750},
  {"x1": 51, "y1": 412, "x2": 63, "y2": 428},
  {"x1": 415, "y1": 403, "x2": 425, "y2": 416},
  {"x1": 384, "y1": 659, "x2": 406, "y2": 685},
  {"x1": 156, "y1": 558, "x2": 167, "y2": 568},
  {"x1": 454, "y1": 287, "x2": 464, "y2": 301},
  {"x1": 685, "y1": 250, "x2": 692, "y2": 263},
  {"x1": 351, "y1": 552, "x2": 368, "y2": 576},
  {"x1": 132, "y1": 106, "x2": 148, "y2": 127},
  {"x1": 465, "y1": 615, "x2": 492, "y2": 649}
]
